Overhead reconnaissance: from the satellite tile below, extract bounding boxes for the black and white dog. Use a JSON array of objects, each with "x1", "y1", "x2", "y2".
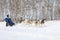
[
  {"x1": 41, "y1": 19, "x2": 46, "y2": 24},
  {"x1": 35, "y1": 19, "x2": 46, "y2": 26}
]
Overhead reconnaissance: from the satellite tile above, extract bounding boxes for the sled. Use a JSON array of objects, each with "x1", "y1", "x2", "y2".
[{"x1": 5, "y1": 18, "x2": 15, "y2": 26}]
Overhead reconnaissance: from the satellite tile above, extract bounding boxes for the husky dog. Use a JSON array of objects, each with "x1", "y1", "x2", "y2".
[
  {"x1": 19, "y1": 17, "x2": 25, "y2": 23},
  {"x1": 24, "y1": 19, "x2": 33, "y2": 25},
  {"x1": 27, "y1": 20, "x2": 32, "y2": 24},
  {"x1": 41, "y1": 19, "x2": 46, "y2": 24},
  {"x1": 35, "y1": 20, "x2": 41, "y2": 26},
  {"x1": 35, "y1": 19, "x2": 46, "y2": 26}
]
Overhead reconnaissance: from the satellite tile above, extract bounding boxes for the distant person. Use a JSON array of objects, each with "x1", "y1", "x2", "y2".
[{"x1": 4, "y1": 15, "x2": 15, "y2": 27}]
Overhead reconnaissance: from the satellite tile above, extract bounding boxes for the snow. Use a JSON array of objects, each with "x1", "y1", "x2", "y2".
[{"x1": 0, "y1": 21, "x2": 60, "y2": 40}]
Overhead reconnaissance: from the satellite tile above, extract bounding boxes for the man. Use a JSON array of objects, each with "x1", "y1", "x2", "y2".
[{"x1": 4, "y1": 15, "x2": 15, "y2": 27}]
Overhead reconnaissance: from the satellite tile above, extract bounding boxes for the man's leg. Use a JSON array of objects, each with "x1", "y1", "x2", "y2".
[{"x1": 6, "y1": 23, "x2": 9, "y2": 27}]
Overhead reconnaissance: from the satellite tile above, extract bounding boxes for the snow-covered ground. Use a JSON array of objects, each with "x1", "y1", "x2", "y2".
[{"x1": 0, "y1": 21, "x2": 60, "y2": 40}]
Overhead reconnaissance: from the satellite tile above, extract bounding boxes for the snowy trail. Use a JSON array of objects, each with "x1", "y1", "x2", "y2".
[{"x1": 0, "y1": 21, "x2": 60, "y2": 40}]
